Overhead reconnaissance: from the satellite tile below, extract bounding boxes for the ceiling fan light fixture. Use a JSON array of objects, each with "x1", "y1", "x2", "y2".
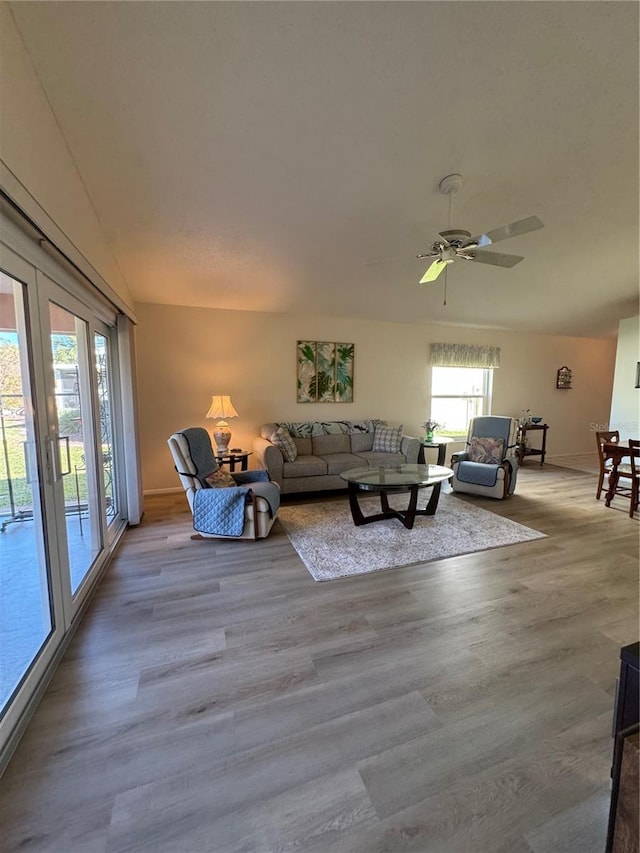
[
  {"x1": 438, "y1": 173, "x2": 464, "y2": 195},
  {"x1": 417, "y1": 174, "x2": 543, "y2": 285},
  {"x1": 439, "y1": 229, "x2": 471, "y2": 243}
]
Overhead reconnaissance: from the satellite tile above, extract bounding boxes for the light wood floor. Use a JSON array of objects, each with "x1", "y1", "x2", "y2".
[{"x1": 1, "y1": 461, "x2": 638, "y2": 852}]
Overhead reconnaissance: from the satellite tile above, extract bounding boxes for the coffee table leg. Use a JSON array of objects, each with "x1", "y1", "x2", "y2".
[
  {"x1": 348, "y1": 482, "x2": 445, "y2": 528},
  {"x1": 381, "y1": 485, "x2": 419, "y2": 529},
  {"x1": 348, "y1": 482, "x2": 368, "y2": 525},
  {"x1": 401, "y1": 485, "x2": 419, "y2": 529},
  {"x1": 424, "y1": 482, "x2": 443, "y2": 516}
]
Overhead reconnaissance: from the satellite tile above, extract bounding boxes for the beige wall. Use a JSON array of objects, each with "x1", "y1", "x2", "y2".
[
  {"x1": 0, "y1": 3, "x2": 135, "y2": 316},
  {"x1": 136, "y1": 302, "x2": 616, "y2": 492},
  {"x1": 610, "y1": 316, "x2": 640, "y2": 438}
]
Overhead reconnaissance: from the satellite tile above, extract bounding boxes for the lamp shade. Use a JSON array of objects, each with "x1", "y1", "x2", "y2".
[{"x1": 205, "y1": 395, "x2": 239, "y2": 421}]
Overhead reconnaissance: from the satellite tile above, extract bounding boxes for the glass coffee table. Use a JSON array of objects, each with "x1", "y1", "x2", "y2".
[{"x1": 340, "y1": 464, "x2": 454, "y2": 529}]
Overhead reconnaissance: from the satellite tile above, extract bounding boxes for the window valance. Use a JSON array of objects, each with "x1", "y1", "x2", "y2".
[{"x1": 430, "y1": 343, "x2": 501, "y2": 368}]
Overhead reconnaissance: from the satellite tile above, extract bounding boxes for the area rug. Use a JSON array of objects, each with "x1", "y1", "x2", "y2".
[{"x1": 278, "y1": 493, "x2": 546, "y2": 581}]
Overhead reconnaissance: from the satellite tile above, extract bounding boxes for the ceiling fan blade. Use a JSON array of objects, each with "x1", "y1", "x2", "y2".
[
  {"x1": 471, "y1": 215, "x2": 544, "y2": 247},
  {"x1": 466, "y1": 250, "x2": 524, "y2": 268},
  {"x1": 420, "y1": 259, "x2": 450, "y2": 283}
]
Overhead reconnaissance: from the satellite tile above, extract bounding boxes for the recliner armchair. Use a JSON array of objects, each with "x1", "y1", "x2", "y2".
[
  {"x1": 451, "y1": 416, "x2": 519, "y2": 499},
  {"x1": 168, "y1": 427, "x2": 280, "y2": 539}
]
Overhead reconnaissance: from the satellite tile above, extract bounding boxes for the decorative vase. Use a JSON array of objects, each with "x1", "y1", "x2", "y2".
[{"x1": 426, "y1": 430, "x2": 434, "y2": 442}]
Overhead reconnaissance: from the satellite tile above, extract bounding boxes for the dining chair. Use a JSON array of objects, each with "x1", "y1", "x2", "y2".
[
  {"x1": 595, "y1": 430, "x2": 622, "y2": 500},
  {"x1": 602, "y1": 437, "x2": 639, "y2": 517}
]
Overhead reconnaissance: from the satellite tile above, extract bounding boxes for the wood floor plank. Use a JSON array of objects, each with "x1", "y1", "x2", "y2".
[{"x1": 0, "y1": 464, "x2": 637, "y2": 852}]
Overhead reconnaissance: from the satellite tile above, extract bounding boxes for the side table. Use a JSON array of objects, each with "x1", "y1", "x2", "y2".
[
  {"x1": 214, "y1": 450, "x2": 252, "y2": 472},
  {"x1": 417, "y1": 435, "x2": 457, "y2": 467},
  {"x1": 516, "y1": 423, "x2": 549, "y2": 466}
]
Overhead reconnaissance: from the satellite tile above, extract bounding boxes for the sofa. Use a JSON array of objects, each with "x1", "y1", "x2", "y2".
[{"x1": 252, "y1": 420, "x2": 420, "y2": 494}]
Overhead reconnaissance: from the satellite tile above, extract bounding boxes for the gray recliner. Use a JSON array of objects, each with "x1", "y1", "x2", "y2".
[
  {"x1": 451, "y1": 416, "x2": 519, "y2": 499},
  {"x1": 168, "y1": 427, "x2": 280, "y2": 539}
]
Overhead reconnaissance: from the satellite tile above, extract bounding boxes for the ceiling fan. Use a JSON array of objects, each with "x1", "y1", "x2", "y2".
[{"x1": 417, "y1": 174, "x2": 544, "y2": 284}]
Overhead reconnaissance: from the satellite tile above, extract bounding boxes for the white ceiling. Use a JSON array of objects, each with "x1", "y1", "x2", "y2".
[{"x1": 9, "y1": 1, "x2": 639, "y2": 338}]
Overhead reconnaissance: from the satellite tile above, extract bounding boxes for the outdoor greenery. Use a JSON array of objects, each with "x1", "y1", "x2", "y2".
[{"x1": 0, "y1": 421, "x2": 88, "y2": 512}]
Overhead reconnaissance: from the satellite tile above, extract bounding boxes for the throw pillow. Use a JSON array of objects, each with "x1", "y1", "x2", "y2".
[
  {"x1": 372, "y1": 424, "x2": 403, "y2": 453},
  {"x1": 467, "y1": 436, "x2": 505, "y2": 465},
  {"x1": 205, "y1": 468, "x2": 237, "y2": 488},
  {"x1": 273, "y1": 426, "x2": 298, "y2": 462}
]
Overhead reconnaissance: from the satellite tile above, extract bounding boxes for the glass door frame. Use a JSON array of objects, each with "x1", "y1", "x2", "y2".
[
  {"x1": 0, "y1": 217, "x2": 129, "y2": 768},
  {"x1": 0, "y1": 247, "x2": 67, "y2": 748},
  {"x1": 35, "y1": 270, "x2": 122, "y2": 615}
]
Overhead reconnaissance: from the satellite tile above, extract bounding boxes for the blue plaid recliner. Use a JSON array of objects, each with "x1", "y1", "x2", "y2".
[
  {"x1": 168, "y1": 427, "x2": 280, "y2": 539},
  {"x1": 451, "y1": 416, "x2": 519, "y2": 499}
]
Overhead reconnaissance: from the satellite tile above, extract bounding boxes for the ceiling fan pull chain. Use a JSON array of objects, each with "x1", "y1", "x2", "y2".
[{"x1": 443, "y1": 265, "x2": 448, "y2": 306}]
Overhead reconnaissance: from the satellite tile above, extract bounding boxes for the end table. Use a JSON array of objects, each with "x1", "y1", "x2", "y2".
[
  {"x1": 418, "y1": 435, "x2": 457, "y2": 467},
  {"x1": 214, "y1": 450, "x2": 252, "y2": 472}
]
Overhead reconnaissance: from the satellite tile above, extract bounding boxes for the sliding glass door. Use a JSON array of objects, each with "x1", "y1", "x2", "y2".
[
  {"x1": 0, "y1": 270, "x2": 59, "y2": 713},
  {"x1": 46, "y1": 295, "x2": 102, "y2": 595},
  {"x1": 94, "y1": 329, "x2": 119, "y2": 537},
  {"x1": 37, "y1": 272, "x2": 126, "y2": 609},
  {"x1": 0, "y1": 243, "x2": 125, "y2": 754}
]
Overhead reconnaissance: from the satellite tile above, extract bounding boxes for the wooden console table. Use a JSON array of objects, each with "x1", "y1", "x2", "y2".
[{"x1": 516, "y1": 423, "x2": 549, "y2": 466}]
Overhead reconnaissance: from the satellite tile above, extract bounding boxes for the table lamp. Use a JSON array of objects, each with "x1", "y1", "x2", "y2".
[{"x1": 206, "y1": 395, "x2": 239, "y2": 454}]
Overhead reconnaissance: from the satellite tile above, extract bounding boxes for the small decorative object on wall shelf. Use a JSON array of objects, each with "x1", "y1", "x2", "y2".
[
  {"x1": 556, "y1": 366, "x2": 573, "y2": 390},
  {"x1": 297, "y1": 341, "x2": 354, "y2": 403}
]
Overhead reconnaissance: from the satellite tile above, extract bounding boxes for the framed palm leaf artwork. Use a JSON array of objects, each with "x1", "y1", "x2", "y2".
[{"x1": 297, "y1": 341, "x2": 354, "y2": 403}]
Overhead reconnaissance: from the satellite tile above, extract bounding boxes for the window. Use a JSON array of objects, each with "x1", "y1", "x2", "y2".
[{"x1": 430, "y1": 366, "x2": 494, "y2": 436}]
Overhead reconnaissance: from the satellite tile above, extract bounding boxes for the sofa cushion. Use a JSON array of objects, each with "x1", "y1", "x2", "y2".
[
  {"x1": 351, "y1": 432, "x2": 374, "y2": 453},
  {"x1": 468, "y1": 436, "x2": 504, "y2": 464},
  {"x1": 273, "y1": 426, "x2": 298, "y2": 462},
  {"x1": 283, "y1": 455, "x2": 328, "y2": 478},
  {"x1": 354, "y1": 451, "x2": 406, "y2": 467},
  {"x1": 293, "y1": 437, "x2": 312, "y2": 456},
  {"x1": 312, "y1": 433, "x2": 351, "y2": 456},
  {"x1": 318, "y1": 452, "x2": 366, "y2": 476},
  {"x1": 372, "y1": 424, "x2": 403, "y2": 453}
]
